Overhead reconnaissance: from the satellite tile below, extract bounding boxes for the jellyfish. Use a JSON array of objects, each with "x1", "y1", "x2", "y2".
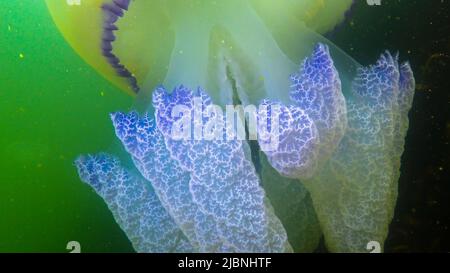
[{"x1": 48, "y1": 1, "x2": 416, "y2": 252}]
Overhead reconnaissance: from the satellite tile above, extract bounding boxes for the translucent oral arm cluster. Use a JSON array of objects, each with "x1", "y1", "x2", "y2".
[
  {"x1": 153, "y1": 86, "x2": 291, "y2": 253},
  {"x1": 304, "y1": 52, "x2": 415, "y2": 252},
  {"x1": 74, "y1": 153, "x2": 193, "y2": 253},
  {"x1": 258, "y1": 45, "x2": 415, "y2": 252},
  {"x1": 259, "y1": 44, "x2": 346, "y2": 179},
  {"x1": 110, "y1": 111, "x2": 223, "y2": 252}
]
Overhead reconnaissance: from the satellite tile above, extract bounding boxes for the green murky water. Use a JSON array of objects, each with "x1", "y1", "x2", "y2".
[{"x1": 0, "y1": 0, "x2": 134, "y2": 252}]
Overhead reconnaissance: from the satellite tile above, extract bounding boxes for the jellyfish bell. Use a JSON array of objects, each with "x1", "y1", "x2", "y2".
[{"x1": 45, "y1": 0, "x2": 358, "y2": 105}]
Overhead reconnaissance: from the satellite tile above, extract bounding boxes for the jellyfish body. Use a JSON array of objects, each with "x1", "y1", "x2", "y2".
[{"x1": 51, "y1": 1, "x2": 417, "y2": 252}]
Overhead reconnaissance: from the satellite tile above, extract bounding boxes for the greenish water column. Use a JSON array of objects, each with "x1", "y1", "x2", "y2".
[{"x1": 0, "y1": 0, "x2": 134, "y2": 252}]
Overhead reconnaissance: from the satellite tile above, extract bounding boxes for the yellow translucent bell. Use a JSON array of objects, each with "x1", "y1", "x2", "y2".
[{"x1": 45, "y1": 0, "x2": 354, "y2": 96}]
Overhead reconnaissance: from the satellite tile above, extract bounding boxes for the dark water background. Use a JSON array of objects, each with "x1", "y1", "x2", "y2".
[{"x1": 0, "y1": 0, "x2": 448, "y2": 252}]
